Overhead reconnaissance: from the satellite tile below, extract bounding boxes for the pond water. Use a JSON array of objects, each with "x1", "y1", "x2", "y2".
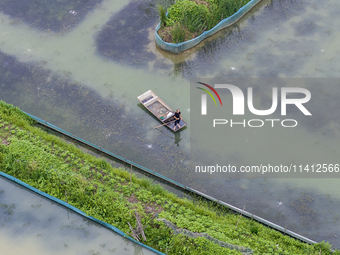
[
  {"x1": 0, "y1": 176, "x2": 158, "y2": 255},
  {"x1": 1, "y1": 0, "x2": 340, "y2": 248}
]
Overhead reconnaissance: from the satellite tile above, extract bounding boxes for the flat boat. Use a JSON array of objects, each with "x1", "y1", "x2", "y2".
[{"x1": 137, "y1": 90, "x2": 187, "y2": 132}]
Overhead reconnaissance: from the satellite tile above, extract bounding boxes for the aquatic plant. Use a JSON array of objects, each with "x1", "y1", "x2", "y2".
[
  {"x1": 159, "y1": 0, "x2": 251, "y2": 43},
  {"x1": 172, "y1": 23, "x2": 186, "y2": 43},
  {"x1": 157, "y1": 4, "x2": 167, "y2": 27}
]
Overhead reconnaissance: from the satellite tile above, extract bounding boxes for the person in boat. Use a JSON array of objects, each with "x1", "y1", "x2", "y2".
[{"x1": 174, "y1": 109, "x2": 182, "y2": 131}]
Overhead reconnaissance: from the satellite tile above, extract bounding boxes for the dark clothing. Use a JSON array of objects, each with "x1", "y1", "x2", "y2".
[
  {"x1": 174, "y1": 111, "x2": 181, "y2": 129},
  {"x1": 174, "y1": 111, "x2": 181, "y2": 119}
]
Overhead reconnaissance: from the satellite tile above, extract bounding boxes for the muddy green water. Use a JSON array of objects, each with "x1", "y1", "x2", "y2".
[{"x1": 1, "y1": 0, "x2": 340, "y2": 248}]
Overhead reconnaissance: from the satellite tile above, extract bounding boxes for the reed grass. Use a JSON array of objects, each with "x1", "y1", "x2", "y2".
[
  {"x1": 172, "y1": 23, "x2": 186, "y2": 43},
  {"x1": 161, "y1": 0, "x2": 251, "y2": 42}
]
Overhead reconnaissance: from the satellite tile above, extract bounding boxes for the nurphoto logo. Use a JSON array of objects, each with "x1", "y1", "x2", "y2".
[{"x1": 196, "y1": 82, "x2": 312, "y2": 128}]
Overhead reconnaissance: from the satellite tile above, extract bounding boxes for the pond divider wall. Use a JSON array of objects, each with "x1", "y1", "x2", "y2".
[
  {"x1": 155, "y1": 0, "x2": 262, "y2": 53},
  {"x1": 18, "y1": 111, "x2": 317, "y2": 246}
]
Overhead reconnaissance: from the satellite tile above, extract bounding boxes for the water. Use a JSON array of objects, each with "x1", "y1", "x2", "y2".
[
  {"x1": 1, "y1": 0, "x2": 340, "y2": 248},
  {"x1": 0, "y1": 176, "x2": 157, "y2": 255},
  {"x1": 0, "y1": 0, "x2": 103, "y2": 32}
]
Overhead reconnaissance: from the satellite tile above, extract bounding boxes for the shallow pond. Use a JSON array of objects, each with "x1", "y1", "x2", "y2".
[
  {"x1": 0, "y1": 176, "x2": 158, "y2": 255},
  {"x1": 1, "y1": 0, "x2": 340, "y2": 248}
]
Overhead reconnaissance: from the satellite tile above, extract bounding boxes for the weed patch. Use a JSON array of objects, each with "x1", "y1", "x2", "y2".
[{"x1": 157, "y1": 0, "x2": 251, "y2": 43}]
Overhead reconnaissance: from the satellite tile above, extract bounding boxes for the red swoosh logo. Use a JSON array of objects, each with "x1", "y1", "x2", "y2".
[{"x1": 196, "y1": 82, "x2": 223, "y2": 106}]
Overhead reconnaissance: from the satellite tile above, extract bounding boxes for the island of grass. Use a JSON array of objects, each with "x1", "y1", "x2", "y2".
[
  {"x1": 0, "y1": 100, "x2": 339, "y2": 255},
  {"x1": 155, "y1": 0, "x2": 262, "y2": 52},
  {"x1": 157, "y1": 0, "x2": 250, "y2": 43}
]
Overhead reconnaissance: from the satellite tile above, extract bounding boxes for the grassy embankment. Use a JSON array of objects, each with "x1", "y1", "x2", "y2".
[
  {"x1": 157, "y1": 0, "x2": 251, "y2": 43},
  {"x1": 0, "y1": 100, "x2": 338, "y2": 255}
]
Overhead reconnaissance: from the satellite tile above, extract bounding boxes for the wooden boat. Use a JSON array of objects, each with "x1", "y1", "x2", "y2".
[{"x1": 137, "y1": 90, "x2": 187, "y2": 132}]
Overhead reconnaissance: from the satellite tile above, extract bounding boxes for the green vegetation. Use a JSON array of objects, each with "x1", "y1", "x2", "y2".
[
  {"x1": 172, "y1": 23, "x2": 187, "y2": 43},
  {"x1": 157, "y1": 0, "x2": 250, "y2": 43},
  {"x1": 0, "y1": 100, "x2": 339, "y2": 255},
  {"x1": 157, "y1": 4, "x2": 168, "y2": 27},
  {"x1": 249, "y1": 221, "x2": 259, "y2": 235}
]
